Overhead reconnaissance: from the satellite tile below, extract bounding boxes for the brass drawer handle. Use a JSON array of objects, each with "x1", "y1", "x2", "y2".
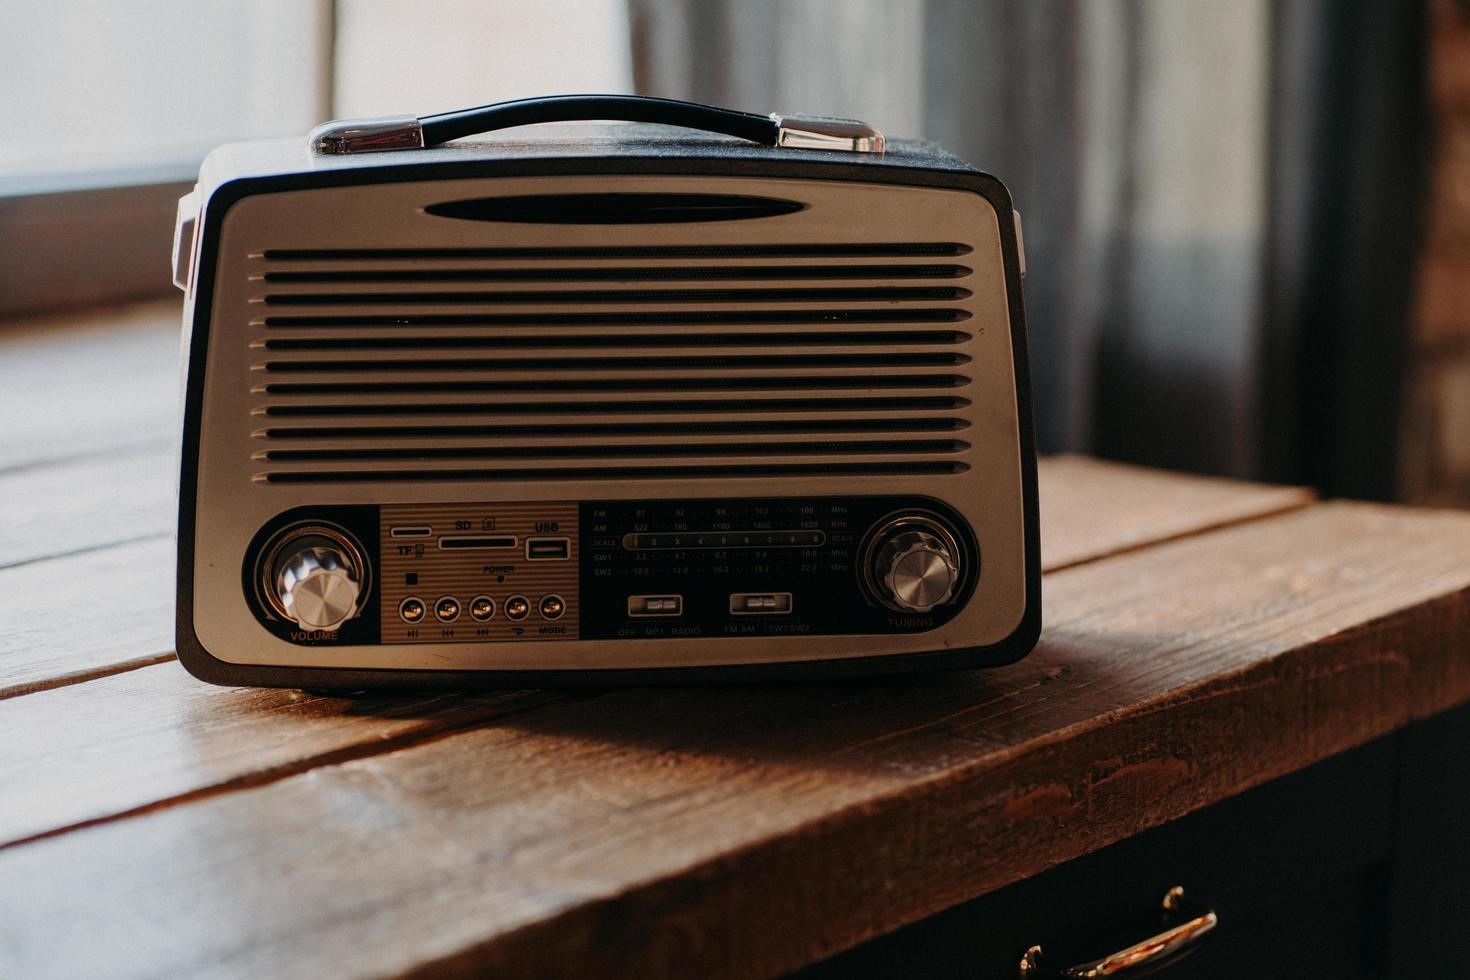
[{"x1": 1018, "y1": 886, "x2": 1218, "y2": 978}]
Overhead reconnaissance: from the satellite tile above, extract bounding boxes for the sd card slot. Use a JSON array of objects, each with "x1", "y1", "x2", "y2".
[{"x1": 437, "y1": 535, "x2": 519, "y2": 550}]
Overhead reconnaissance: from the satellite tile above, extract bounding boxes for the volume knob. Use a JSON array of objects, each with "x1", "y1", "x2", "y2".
[
  {"x1": 274, "y1": 539, "x2": 362, "y2": 631},
  {"x1": 865, "y1": 516, "x2": 964, "y2": 613}
]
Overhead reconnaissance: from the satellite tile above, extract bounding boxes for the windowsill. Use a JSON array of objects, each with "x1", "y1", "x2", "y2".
[
  {"x1": 0, "y1": 299, "x2": 182, "y2": 472},
  {"x1": 0, "y1": 181, "x2": 191, "y2": 319}
]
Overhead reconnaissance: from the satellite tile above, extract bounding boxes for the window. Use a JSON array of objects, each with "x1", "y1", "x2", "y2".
[{"x1": 1, "y1": 0, "x2": 631, "y2": 317}]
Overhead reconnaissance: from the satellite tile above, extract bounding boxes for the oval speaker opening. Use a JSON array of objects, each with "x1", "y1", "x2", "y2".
[{"x1": 424, "y1": 193, "x2": 806, "y2": 224}]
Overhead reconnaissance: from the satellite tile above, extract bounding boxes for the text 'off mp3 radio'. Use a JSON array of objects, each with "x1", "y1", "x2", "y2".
[{"x1": 170, "y1": 95, "x2": 1040, "y2": 688}]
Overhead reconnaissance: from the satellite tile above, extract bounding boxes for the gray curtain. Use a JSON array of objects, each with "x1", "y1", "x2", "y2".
[{"x1": 629, "y1": 0, "x2": 1428, "y2": 492}]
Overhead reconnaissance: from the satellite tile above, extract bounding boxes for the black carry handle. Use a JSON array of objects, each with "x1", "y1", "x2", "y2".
[
  {"x1": 308, "y1": 94, "x2": 884, "y2": 155},
  {"x1": 420, "y1": 94, "x2": 779, "y2": 148}
]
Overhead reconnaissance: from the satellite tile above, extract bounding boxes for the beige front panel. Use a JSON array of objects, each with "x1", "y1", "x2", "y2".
[{"x1": 192, "y1": 173, "x2": 1025, "y2": 670}]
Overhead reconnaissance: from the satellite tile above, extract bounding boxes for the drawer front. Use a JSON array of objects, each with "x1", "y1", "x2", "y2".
[{"x1": 799, "y1": 739, "x2": 1395, "y2": 978}]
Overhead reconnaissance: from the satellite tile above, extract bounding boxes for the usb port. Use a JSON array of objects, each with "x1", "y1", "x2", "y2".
[
  {"x1": 730, "y1": 592, "x2": 793, "y2": 615},
  {"x1": 525, "y1": 536, "x2": 571, "y2": 561},
  {"x1": 629, "y1": 594, "x2": 682, "y2": 617}
]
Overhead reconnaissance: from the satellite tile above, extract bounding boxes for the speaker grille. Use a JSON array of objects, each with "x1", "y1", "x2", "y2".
[{"x1": 250, "y1": 243, "x2": 978, "y2": 484}]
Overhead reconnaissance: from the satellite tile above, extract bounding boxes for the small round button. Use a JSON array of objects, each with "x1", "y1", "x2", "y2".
[
  {"x1": 434, "y1": 596, "x2": 461, "y2": 622},
  {"x1": 398, "y1": 596, "x2": 426, "y2": 624},
  {"x1": 505, "y1": 595, "x2": 531, "y2": 621},
  {"x1": 539, "y1": 594, "x2": 565, "y2": 620},
  {"x1": 469, "y1": 595, "x2": 495, "y2": 622}
]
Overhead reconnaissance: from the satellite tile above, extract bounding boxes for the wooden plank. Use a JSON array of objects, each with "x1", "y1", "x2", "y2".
[
  {"x1": 0, "y1": 300, "x2": 178, "y2": 471},
  {"x1": 0, "y1": 445, "x2": 173, "y2": 569},
  {"x1": 3, "y1": 501, "x2": 1467, "y2": 979},
  {"x1": 1037, "y1": 453, "x2": 1313, "y2": 569},
  {"x1": 0, "y1": 664, "x2": 574, "y2": 847},
  {"x1": 0, "y1": 537, "x2": 174, "y2": 699}
]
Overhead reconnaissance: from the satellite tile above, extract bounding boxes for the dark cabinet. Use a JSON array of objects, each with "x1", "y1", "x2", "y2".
[{"x1": 800, "y1": 703, "x2": 1470, "y2": 979}]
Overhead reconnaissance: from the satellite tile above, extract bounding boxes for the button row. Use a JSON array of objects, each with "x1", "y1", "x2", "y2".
[{"x1": 398, "y1": 593, "x2": 565, "y2": 624}]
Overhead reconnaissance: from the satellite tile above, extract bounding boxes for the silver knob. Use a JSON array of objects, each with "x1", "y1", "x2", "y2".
[
  {"x1": 867, "y1": 518, "x2": 963, "y2": 613},
  {"x1": 275, "y1": 542, "x2": 362, "y2": 631}
]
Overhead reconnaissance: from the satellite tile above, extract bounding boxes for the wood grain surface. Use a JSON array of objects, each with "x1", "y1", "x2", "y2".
[
  {"x1": 3, "y1": 502, "x2": 1468, "y2": 978},
  {"x1": 0, "y1": 444, "x2": 173, "y2": 569},
  {"x1": 1038, "y1": 453, "x2": 1314, "y2": 569},
  {"x1": 10, "y1": 303, "x2": 1468, "y2": 980},
  {"x1": 0, "y1": 301, "x2": 178, "y2": 472},
  {"x1": 0, "y1": 664, "x2": 571, "y2": 846},
  {"x1": 0, "y1": 537, "x2": 175, "y2": 698}
]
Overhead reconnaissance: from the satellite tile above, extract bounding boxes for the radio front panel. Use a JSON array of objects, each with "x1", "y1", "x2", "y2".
[{"x1": 179, "y1": 153, "x2": 1036, "y2": 680}]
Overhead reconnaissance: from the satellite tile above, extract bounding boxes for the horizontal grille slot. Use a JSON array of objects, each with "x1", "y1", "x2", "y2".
[
  {"x1": 260, "y1": 330, "x2": 970, "y2": 351},
  {"x1": 262, "y1": 417, "x2": 966, "y2": 439},
  {"x1": 262, "y1": 374, "x2": 968, "y2": 396},
  {"x1": 261, "y1": 460, "x2": 970, "y2": 484},
  {"x1": 262, "y1": 242, "x2": 971, "y2": 260},
  {"x1": 261, "y1": 353, "x2": 969, "y2": 373},
  {"x1": 423, "y1": 192, "x2": 804, "y2": 224},
  {"x1": 262, "y1": 264, "x2": 970, "y2": 284},
  {"x1": 261, "y1": 286, "x2": 971, "y2": 306},
  {"x1": 248, "y1": 225, "x2": 981, "y2": 486},
  {"x1": 261, "y1": 395, "x2": 970, "y2": 418},
  {"x1": 262, "y1": 309, "x2": 969, "y2": 328},
  {"x1": 261, "y1": 438, "x2": 967, "y2": 462}
]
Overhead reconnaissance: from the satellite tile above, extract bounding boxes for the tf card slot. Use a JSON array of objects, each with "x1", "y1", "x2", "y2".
[{"x1": 438, "y1": 535, "x2": 518, "y2": 550}]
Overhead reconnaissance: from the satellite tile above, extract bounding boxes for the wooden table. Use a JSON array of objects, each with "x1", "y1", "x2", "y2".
[{"x1": 3, "y1": 301, "x2": 1469, "y2": 978}]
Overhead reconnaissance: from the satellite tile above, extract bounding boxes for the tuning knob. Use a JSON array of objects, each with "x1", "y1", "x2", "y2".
[
  {"x1": 865, "y1": 515, "x2": 964, "y2": 613},
  {"x1": 273, "y1": 535, "x2": 363, "y2": 631}
]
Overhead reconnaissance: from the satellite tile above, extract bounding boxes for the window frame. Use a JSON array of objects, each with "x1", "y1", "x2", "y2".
[{"x1": 0, "y1": 2, "x2": 335, "y2": 320}]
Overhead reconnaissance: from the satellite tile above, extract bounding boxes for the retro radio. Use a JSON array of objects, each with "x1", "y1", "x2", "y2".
[{"x1": 170, "y1": 95, "x2": 1039, "y2": 688}]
